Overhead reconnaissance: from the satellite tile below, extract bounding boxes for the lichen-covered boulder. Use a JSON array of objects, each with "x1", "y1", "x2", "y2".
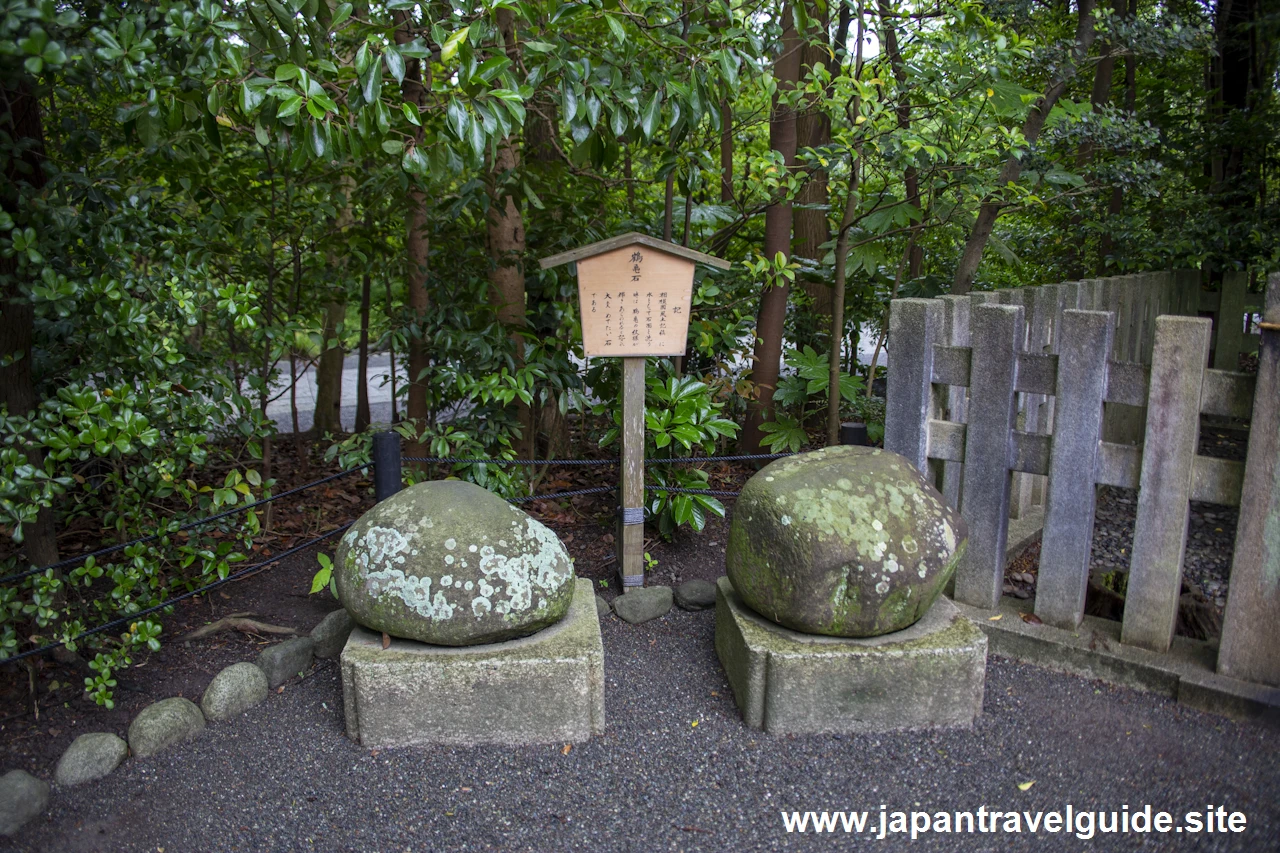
[
  {"x1": 335, "y1": 480, "x2": 575, "y2": 646},
  {"x1": 726, "y1": 445, "x2": 966, "y2": 638}
]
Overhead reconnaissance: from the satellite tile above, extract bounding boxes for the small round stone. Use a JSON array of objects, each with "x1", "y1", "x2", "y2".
[
  {"x1": 726, "y1": 446, "x2": 967, "y2": 637},
  {"x1": 612, "y1": 587, "x2": 673, "y2": 624},
  {"x1": 200, "y1": 662, "x2": 269, "y2": 721},
  {"x1": 0, "y1": 770, "x2": 48, "y2": 835},
  {"x1": 674, "y1": 579, "x2": 717, "y2": 611},
  {"x1": 54, "y1": 733, "x2": 129, "y2": 787},
  {"x1": 334, "y1": 480, "x2": 575, "y2": 646},
  {"x1": 127, "y1": 697, "x2": 205, "y2": 758}
]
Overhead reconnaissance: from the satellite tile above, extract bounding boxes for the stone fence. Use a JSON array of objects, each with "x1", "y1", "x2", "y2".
[{"x1": 883, "y1": 272, "x2": 1280, "y2": 692}]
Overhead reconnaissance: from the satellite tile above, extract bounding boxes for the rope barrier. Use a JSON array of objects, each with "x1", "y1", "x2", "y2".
[
  {"x1": 506, "y1": 486, "x2": 616, "y2": 504},
  {"x1": 0, "y1": 467, "x2": 365, "y2": 586},
  {"x1": 403, "y1": 456, "x2": 618, "y2": 466},
  {"x1": 400, "y1": 453, "x2": 791, "y2": 467},
  {"x1": 645, "y1": 486, "x2": 742, "y2": 498},
  {"x1": 646, "y1": 453, "x2": 793, "y2": 465},
  {"x1": 0, "y1": 523, "x2": 353, "y2": 667}
]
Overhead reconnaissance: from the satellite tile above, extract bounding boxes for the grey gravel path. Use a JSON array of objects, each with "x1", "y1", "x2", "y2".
[{"x1": 8, "y1": 609, "x2": 1278, "y2": 853}]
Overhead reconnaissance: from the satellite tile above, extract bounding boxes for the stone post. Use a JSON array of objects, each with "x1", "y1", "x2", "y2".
[
  {"x1": 1217, "y1": 306, "x2": 1280, "y2": 686},
  {"x1": 885, "y1": 298, "x2": 942, "y2": 477},
  {"x1": 1035, "y1": 311, "x2": 1113, "y2": 629},
  {"x1": 373, "y1": 431, "x2": 402, "y2": 503},
  {"x1": 1121, "y1": 317, "x2": 1212, "y2": 653},
  {"x1": 954, "y1": 303, "x2": 1022, "y2": 610},
  {"x1": 1213, "y1": 270, "x2": 1249, "y2": 370},
  {"x1": 619, "y1": 357, "x2": 646, "y2": 589}
]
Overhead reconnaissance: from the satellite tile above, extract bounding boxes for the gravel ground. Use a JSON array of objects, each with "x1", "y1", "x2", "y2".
[
  {"x1": 7, "y1": 609, "x2": 1278, "y2": 853},
  {"x1": 1087, "y1": 487, "x2": 1237, "y2": 608}
]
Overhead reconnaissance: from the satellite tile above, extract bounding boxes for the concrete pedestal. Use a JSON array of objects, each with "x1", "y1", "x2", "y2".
[
  {"x1": 715, "y1": 577, "x2": 986, "y2": 735},
  {"x1": 341, "y1": 578, "x2": 604, "y2": 747}
]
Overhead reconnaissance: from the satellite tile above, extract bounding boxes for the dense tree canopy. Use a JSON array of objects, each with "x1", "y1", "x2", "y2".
[{"x1": 1, "y1": 0, "x2": 1276, "y2": 695}]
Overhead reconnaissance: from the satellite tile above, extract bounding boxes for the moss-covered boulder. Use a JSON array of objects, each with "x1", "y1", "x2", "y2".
[
  {"x1": 726, "y1": 446, "x2": 966, "y2": 638},
  {"x1": 335, "y1": 481, "x2": 575, "y2": 646}
]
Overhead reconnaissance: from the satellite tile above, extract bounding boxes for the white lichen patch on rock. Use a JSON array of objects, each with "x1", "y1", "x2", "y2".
[
  {"x1": 469, "y1": 517, "x2": 573, "y2": 618},
  {"x1": 334, "y1": 480, "x2": 575, "y2": 646}
]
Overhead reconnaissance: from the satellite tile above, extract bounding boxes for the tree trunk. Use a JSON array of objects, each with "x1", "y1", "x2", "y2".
[
  {"x1": 793, "y1": 30, "x2": 834, "y2": 349},
  {"x1": 827, "y1": 5, "x2": 866, "y2": 446},
  {"x1": 743, "y1": 15, "x2": 803, "y2": 452},
  {"x1": 395, "y1": 12, "x2": 432, "y2": 457},
  {"x1": 878, "y1": 0, "x2": 922, "y2": 279},
  {"x1": 355, "y1": 271, "x2": 373, "y2": 433},
  {"x1": 488, "y1": 8, "x2": 534, "y2": 458},
  {"x1": 720, "y1": 99, "x2": 734, "y2": 204},
  {"x1": 0, "y1": 78, "x2": 57, "y2": 568},
  {"x1": 289, "y1": 240, "x2": 309, "y2": 475},
  {"x1": 951, "y1": 0, "x2": 1098, "y2": 294},
  {"x1": 386, "y1": 277, "x2": 398, "y2": 424},
  {"x1": 1097, "y1": 0, "x2": 1137, "y2": 271},
  {"x1": 663, "y1": 172, "x2": 676, "y2": 242},
  {"x1": 314, "y1": 175, "x2": 355, "y2": 438},
  {"x1": 313, "y1": 300, "x2": 346, "y2": 436}
]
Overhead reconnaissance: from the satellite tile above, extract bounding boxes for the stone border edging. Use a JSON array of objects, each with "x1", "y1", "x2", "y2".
[
  {"x1": 951, "y1": 596, "x2": 1280, "y2": 726},
  {"x1": 0, "y1": 609, "x2": 355, "y2": 837}
]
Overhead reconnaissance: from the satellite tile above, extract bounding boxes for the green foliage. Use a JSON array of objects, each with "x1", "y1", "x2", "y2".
[
  {"x1": 760, "y1": 347, "x2": 868, "y2": 452},
  {"x1": 310, "y1": 552, "x2": 336, "y2": 598},
  {"x1": 597, "y1": 365, "x2": 738, "y2": 539},
  {"x1": 0, "y1": 0, "x2": 1272, "y2": 711}
]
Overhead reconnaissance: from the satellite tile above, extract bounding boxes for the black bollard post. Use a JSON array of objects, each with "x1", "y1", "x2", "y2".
[
  {"x1": 840, "y1": 422, "x2": 870, "y2": 447},
  {"x1": 372, "y1": 431, "x2": 402, "y2": 503}
]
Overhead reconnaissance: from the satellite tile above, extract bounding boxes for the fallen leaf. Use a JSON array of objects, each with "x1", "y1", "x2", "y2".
[
  {"x1": 691, "y1": 720, "x2": 699, "y2": 727},
  {"x1": 988, "y1": 615, "x2": 1003, "y2": 622},
  {"x1": 1017, "y1": 781, "x2": 1035, "y2": 792},
  {"x1": 1020, "y1": 612, "x2": 1043, "y2": 626},
  {"x1": 382, "y1": 632, "x2": 391, "y2": 649},
  {"x1": 277, "y1": 686, "x2": 284, "y2": 694},
  {"x1": 561, "y1": 744, "x2": 572, "y2": 755},
  {"x1": 710, "y1": 691, "x2": 719, "y2": 697}
]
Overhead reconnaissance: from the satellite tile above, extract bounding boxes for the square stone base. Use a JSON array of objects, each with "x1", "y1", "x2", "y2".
[
  {"x1": 715, "y1": 577, "x2": 986, "y2": 735},
  {"x1": 341, "y1": 578, "x2": 605, "y2": 747}
]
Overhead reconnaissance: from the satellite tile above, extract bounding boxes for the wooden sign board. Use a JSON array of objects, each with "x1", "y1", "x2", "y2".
[
  {"x1": 577, "y1": 246, "x2": 694, "y2": 357},
  {"x1": 537, "y1": 232, "x2": 731, "y2": 590},
  {"x1": 538, "y1": 232, "x2": 730, "y2": 360}
]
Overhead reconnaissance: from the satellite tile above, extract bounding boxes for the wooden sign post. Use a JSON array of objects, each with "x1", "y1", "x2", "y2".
[{"x1": 539, "y1": 233, "x2": 730, "y2": 589}]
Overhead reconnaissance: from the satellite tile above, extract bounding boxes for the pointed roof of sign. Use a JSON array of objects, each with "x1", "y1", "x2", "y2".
[{"x1": 538, "y1": 231, "x2": 732, "y2": 271}]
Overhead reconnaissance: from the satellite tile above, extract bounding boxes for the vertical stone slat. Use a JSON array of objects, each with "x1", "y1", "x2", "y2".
[
  {"x1": 954, "y1": 303, "x2": 1023, "y2": 610},
  {"x1": 1132, "y1": 275, "x2": 1151, "y2": 363},
  {"x1": 1035, "y1": 310, "x2": 1114, "y2": 629},
  {"x1": 1001, "y1": 289, "x2": 1034, "y2": 520},
  {"x1": 885, "y1": 298, "x2": 942, "y2": 477},
  {"x1": 1117, "y1": 275, "x2": 1137, "y2": 363},
  {"x1": 1178, "y1": 269, "x2": 1200, "y2": 317},
  {"x1": 1027, "y1": 285, "x2": 1054, "y2": 506},
  {"x1": 1120, "y1": 317, "x2": 1212, "y2": 653},
  {"x1": 1213, "y1": 270, "x2": 1248, "y2": 370},
  {"x1": 938, "y1": 295, "x2": 971, "y2": 511},
  {"x1": 1217, "y1": 309, "x2": 1280, "y2": 686}
]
